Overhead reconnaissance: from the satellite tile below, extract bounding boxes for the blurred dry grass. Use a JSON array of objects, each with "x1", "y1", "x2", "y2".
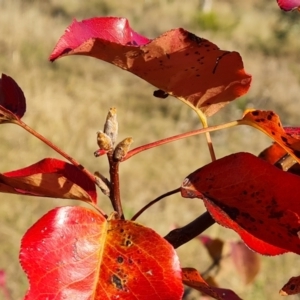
[{"x1": 0, "y1": 0, "x2": 300, "y2": 299}]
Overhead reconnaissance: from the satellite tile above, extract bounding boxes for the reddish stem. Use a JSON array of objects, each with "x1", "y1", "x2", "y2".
[
  {"x1": 122, "y1": 121, "x2": 238, "y2": 161},
  {"x1": 15, "y1": 119, "x2": 108, "y2": 217},
  {"x1": 131, "y1": 188, "x2": 180, "y2": 221}
]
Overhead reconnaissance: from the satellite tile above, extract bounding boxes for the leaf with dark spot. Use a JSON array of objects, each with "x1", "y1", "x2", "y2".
[
  {"x1": 240, "y1": 110, "x2": 300, "y2": 164},
  {"x1": 50, "y1": 17, "x2": 251, "y2": 117},
  {"x1": 280, "y1": 275, "x2": 300, "y2": 295},
  {"x1": 20, "y1": 207, "x2": 183, "y2": 300},
  {"x1": 181, "y1": 152, "x2": 300, "y2": 255}
]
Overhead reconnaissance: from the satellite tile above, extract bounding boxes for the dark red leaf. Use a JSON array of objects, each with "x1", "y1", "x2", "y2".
[
  {"x1": 182, "y1": 268, "x2": 242, "y2": 300},
  {"x1": 230, "y1": 240, "x2": 260, "y2": 284},
  {"x1": 277, "y1": 0, "x2": 300, "y2": 11},
  {"x1": 280, "y1": 275, "x2": 300, "y2": 295},
  {"x1": 0, "y1": 74, "x2": 26, "y2": 119},
  {"x1": 50, "y1": 17, "x2": 251, "y2": 117},
  {"x1": 1, "y1": 158, "x2": 97, "y2": 203},
  {"x1": 20, "y1": 206, "x2": 183, "y2": 300},
  {"x1": 181, "y1": 152, "x2": 300, "y2": 255}
]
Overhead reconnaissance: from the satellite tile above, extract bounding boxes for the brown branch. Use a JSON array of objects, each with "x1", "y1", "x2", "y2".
[
  {"x1": 164, "y1": 211, "x2": 215, "y2": 249},
  {"x1": 107, "y1": 152, "x2": 124, "y2": 219}
]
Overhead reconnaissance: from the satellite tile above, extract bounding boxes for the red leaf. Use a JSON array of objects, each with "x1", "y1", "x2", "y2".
[
  {"x1": 1, "y1": 158, "x2": 97, "y2": 203},
  {"x1": 20, "y1": 206, "x2": 183, "y2": 300},
  {"x1": 230, "y1": 240, "x2": 260, "y2": 285},
  {"x1": 181, "y1": 152, "x2": 300, "y2": 255},
  {"x1": 0, "y1": 74, "x2": 26, "y2": 119},
  {"x1": 50, "y1": 17, "x2": 251, "y2": 116},
  {"x1": 277, "y1": 0, "x2": 300, "y2": 11},
  {"x1": 280, "y1": 275, "x2": 300, "y2": 295},
  {"x1": 182, "y1": 268, "x2": 242, "y2": 300}
]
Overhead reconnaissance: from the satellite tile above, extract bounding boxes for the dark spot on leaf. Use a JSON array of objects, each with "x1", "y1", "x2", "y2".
[
  {"x1": 271, "y1": 131, "x2": 275, "y2": 135},
  {"x1": 290, "y1": 284, "x2": 296, "y2": 291},
  {"x1": 185, "y1": 53, "x2": 189, "y2": 56},
  {"x1": 125, "y1": 239, "x2": 132, "y2": 247},
  {"x1": 111, "y1": 274, "x2": 123, "y2": 290},
  {"x1": 281, "y1": 136, "x2": 288, "y2": 143},
  {"x1": 268, "y1": 210, "x2": 284, "y2": 219},
  {"x1": 251, "y1": 111, "x2": 259, "y2": 116},
  {"x1": 166, "y1": 53, "x2": 170, "y2": 59},
  {"x1": 117, "y1": 256, "x2": 124, "y2": 264}
]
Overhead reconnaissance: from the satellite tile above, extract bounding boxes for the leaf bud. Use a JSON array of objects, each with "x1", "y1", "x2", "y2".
[
  {"x1": 104, "y1": 107, "x2": 118, "y2": 146},
  {"x1": 113, "y1": 137, "x2": 133, "y2": 161}
]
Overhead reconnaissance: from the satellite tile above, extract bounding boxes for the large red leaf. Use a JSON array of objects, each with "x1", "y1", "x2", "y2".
[
  {"x1": 182, "y1": 268, "x2": 242, "y2": 300},
  {"x1": 181, "y1": 152, "x2": 300, "y2": 255},
  {"x1": 277, "y1": 0, "x2": 300, "y2": 11},
  {"x1": 0, "y1": 73, "x2": 26, "y2": 119},
  {"x1": 20, "y1": 206, "x2": 183, "y2": 300},
  {"x1": 1, "y1": 158, "x2": 97, "y2": 203},
  {"x1": 50, "y1": 17, "x2": 251, "y2": 116}
]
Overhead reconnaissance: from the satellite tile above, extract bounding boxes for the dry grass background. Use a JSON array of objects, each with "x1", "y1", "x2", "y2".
[{"x1": 0, "y1": 0, "x2": 300, "y2": 299}]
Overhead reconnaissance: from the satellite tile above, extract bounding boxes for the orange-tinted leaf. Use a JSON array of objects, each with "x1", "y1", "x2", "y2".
[
  {"x1": 181, "y1": 152, "x2": 300, "y2": 255},
  {"x1": 50, "y1": 17, "x2": 251, "y2": 116},
  {"x1": 198, "y1": 235, "x2": 224, "y2": 262},
  {"x1": 280, "y1": 275, "x2": 300, "y2": 295},
  {"x1": 230, "y1": 240, "x2": 260, "y2": 285},
  {"x1": 20, "y1": 206, "x2": 183, "y2": 300},
  {"x1": 240, "y1": 110, "x2": 300, "y2": 164},
  {"x1": 259, "y1": 127, "x2": 300, "y2": 175},
  {"x1": 0, "y1": 73, "x2": 26, "y2": 119},
  {"x1": 182, "y1": 268, "x2": 242, "y2": 300},
  {"x1": 1, "y1": 158, "x2": 97, "y2": 203}
]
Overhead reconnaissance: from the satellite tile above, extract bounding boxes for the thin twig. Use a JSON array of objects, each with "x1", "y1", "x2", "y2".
[
  {"x1": 123, "y1": 121, "x2": 238, "y2": 161},
  {"x1": 164, "y1": 211, "x2": 215, "y2": 249},
  {"x1": 131, "y1": 188, "x2": 180, "y2": 221}
]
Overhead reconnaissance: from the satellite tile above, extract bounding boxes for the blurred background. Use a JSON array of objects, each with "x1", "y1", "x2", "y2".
[{"x1": 0, "y1": 0, "x2": 300, "y2": 299}]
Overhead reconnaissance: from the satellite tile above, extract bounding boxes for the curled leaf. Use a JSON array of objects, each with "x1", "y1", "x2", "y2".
[
  {"x1": 50, "y1": 17, "x2": 251, "y2": 116},
  {"x1": 0, "y1": 73, "x2": 26, "y2": 121}
]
